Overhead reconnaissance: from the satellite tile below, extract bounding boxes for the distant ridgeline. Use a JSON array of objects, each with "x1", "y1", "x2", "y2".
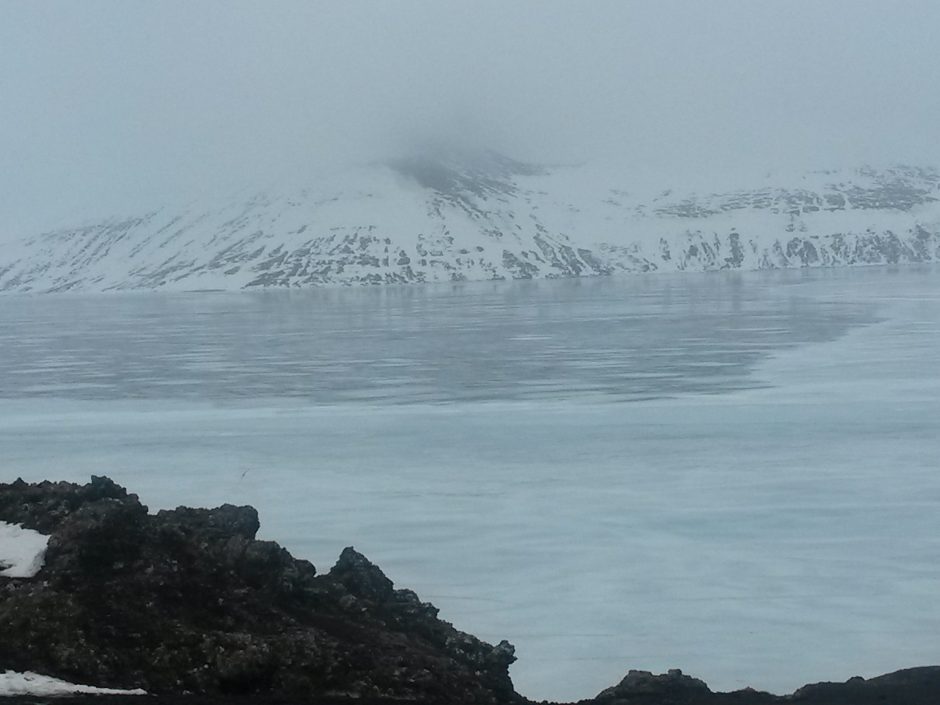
[{"x1": 1, "y1": 157, "x2": 939, "y2": 293}]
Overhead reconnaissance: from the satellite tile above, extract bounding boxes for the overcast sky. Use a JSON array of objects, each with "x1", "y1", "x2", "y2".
[{"x1": 2, "y1": 0, "x2": 940, "y2": 234}]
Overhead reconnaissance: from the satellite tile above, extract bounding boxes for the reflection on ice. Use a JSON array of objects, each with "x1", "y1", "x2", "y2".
[{"x1": 0, "y1": 270, "x2": 875, "y2": 404}]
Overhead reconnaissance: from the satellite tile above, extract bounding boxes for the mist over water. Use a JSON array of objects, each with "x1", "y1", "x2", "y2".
[
  {"x1": 3, "y1": 2, "x2": 940, "y2": 700},
  {"x1": 3, "y1": 1, "x2": 940, "y2": 234}
]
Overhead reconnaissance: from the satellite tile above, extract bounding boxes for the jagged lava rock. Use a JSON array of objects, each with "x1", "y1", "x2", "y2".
[
  {"x1": 0, "y1": 477, "x2": 519, "y2": 704},
  {"x1": 577, "y1": 667, "x2": 940, "y2": 705}
]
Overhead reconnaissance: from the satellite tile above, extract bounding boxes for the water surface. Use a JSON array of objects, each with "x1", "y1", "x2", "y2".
[{"x1": 1, "y1": 266, "x2": 938, "y2": 701}]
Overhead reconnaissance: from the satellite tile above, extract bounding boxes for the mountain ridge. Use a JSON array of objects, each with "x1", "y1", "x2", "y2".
[{"x1": 2, "y1": 157, "x2": 938, "y2": 293}]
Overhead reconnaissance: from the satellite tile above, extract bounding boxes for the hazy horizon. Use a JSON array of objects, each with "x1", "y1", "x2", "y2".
[
  {"x1": 2, "y1": 4, "x2": 940, "y2": 699},
  {"x1": 3, "y1": 1, "x2": 940, "y2": 236}
]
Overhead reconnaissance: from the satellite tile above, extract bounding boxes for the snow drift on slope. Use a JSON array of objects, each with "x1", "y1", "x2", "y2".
[{"x1": 1, "y1": 155, "x2": 938, "y2": 292}]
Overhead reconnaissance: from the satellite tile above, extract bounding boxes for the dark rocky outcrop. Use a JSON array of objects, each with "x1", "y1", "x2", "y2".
[
  {"x1": 0, "y1": 477, "x2": 517, "y2": 704},
  {"x1": 2, "y1": 477, "x2": 940, "y2": 705},
  {"x1": 574, "y1": 666, "x2": 940, "y2": 705}
]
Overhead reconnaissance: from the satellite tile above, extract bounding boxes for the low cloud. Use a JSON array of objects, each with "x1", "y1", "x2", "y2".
[{"x1": 2, "y1": 0, "x2": 940, "y2": 236}]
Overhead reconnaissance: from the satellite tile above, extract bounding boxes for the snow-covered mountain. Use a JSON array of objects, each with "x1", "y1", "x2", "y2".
[{"x1": 2, "y1": 154, "x2": 939, "y2": 293}]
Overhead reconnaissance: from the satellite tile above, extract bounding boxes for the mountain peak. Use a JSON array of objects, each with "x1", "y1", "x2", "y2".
[{"x1": 387, "y1": 149, "x2": 544, "y2": 200}]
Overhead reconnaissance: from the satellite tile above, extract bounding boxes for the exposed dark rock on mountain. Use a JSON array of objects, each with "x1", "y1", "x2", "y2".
[
  {"x1": 2, "y1": 477, "x2": 939, "y2": 705},
  {"x1": 1, "y1": 160, "x2": 938, "y2": 292}
]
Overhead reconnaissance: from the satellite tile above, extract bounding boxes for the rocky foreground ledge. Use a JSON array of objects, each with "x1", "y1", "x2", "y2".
[{"x1": 1, "y1": 478, "x2": 938, "y2": 705}]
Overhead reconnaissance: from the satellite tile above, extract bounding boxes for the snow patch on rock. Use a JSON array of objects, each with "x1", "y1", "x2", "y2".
[
  {"x1": 0, "y1": 521, "x2": 48, "y2": 578},
  {"x1": 0, "y1": 671, "x2": 146, "y2": 696}
]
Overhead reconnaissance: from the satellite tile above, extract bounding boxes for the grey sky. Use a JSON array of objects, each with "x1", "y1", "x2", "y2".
[{"x1": 2, "y1": 0, "x2": 940, "y2": 234}]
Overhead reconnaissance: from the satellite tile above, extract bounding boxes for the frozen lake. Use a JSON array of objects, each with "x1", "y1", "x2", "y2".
[{"x1": 1, "y1": 265, "x2": 939, "y2": 701}]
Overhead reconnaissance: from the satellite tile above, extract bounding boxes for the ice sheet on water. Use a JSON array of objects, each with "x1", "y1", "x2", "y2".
[{"x1": 0, "y1": 266, "x2": 938, "y2": 701}]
